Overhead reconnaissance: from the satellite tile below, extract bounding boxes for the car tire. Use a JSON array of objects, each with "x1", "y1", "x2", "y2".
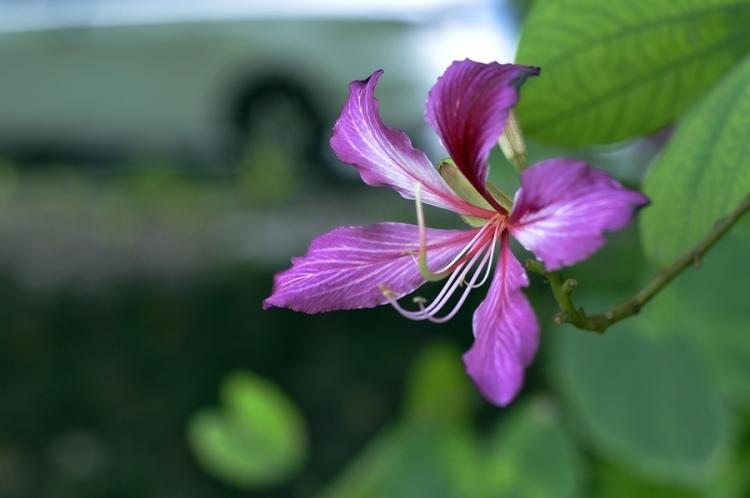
[{"x1": 233, "y1": 81, "x2": 327, "y2": 183}]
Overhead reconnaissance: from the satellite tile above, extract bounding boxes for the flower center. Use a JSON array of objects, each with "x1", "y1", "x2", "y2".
[
  {"x1": 379, "y1": 182, "x2": 505, "y2": 323},
  {"x1": 382, "y1": 218, "x2": 502, "y2": 323}
]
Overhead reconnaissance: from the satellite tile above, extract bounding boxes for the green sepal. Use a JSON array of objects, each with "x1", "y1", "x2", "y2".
[
  {"x1": 497, "y1": 110, "x2": 528, "y2": 173},
  {"x1": 486, "y1": 183, "x2": 514, "y2": 213},
  {"x1": 459, "y1": 214, "x2": 489, "y2": 228},
  {"x1": 438, "y1": 160, "x2": 513, "y2": 226},
  {"x1": 438, "y1": 159, "x2": 491, "y2": 208}
]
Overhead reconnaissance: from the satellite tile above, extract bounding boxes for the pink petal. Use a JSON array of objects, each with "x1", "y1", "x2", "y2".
[
  {"x1": 463, "y1": 232, "x2": 539, "y2": 406},
  {"x1": 425, "y1": 59, "x2": 539, "y2": 209},
  {"x1": 509, "y1": 159, "x2": 649, "y2": 271},
  {"x1": 263, "y1": 223, "x2": 477, "y2": 314},
  {"x1": 330, "y1": 70, "x2": 480, "y2": 215}
]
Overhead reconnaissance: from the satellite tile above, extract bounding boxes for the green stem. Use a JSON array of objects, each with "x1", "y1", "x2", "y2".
[{"x1": 526, "y1": 194, "x2": 750, "y2": 333}]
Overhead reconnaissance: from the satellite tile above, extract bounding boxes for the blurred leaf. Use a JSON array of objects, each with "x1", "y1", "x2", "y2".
[
  {"x1": 594, "y1": 461, "x2": 700, "y2": 498},
  {"x1": 318, "y1": 425, "x2": 480, "y2": 498},
  {"x1": 186, "y1": 372, "x2": 306, "y2": 488},
  {"x1": 404, "y1": 342, "x2": 473, "y2": 425},
  {"x1": 515, "y1": 0, "x2": 750, "y2": 146},
  {"x1": 641, "y1": 54, "x2": 750, "y2": 266},
  {"x1": 483, "y1": 399, "x2": 584, "y2": 498},
  {"x1": 646, "y1": 234, "x2": 750, "y2": 409},
  {"x1": 706, "y1": 420, "x2": 750, "y2": 498},
  {"x1": 594, "y1": 407, "x2": 750, "y2": 498},
  {"x1": 555, "y1": 320, "x2": 732, "y2": 484},
  {"x1": 319, "y1": 343, "x2": 481, "y2": 498},
  {"x1": 707, "y1": 454, "x2": 750, "y2": 498},
  {"x1": 321, "y1": 348, "x2": 585, "y2": 498}
]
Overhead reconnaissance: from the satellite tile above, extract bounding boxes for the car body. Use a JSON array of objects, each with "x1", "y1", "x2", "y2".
[{"x1": 0, "y1": 0, "x2": 517, "y2": 168}]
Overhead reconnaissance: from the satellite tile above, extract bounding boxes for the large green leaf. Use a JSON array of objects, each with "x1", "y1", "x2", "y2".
[
  {"x1": 641, "y1": 55, "x2": 750, "y2": 266},
  {"x1": 320, "y1": 345, "x2": 586, "y2": 498},
  {"x1": 318, "y1": 425, "x2": 480, "y2": 498},
  {"x1": 706, "y1": 428, "x2": 750, "y2": 498},
  {"x1": 594, "y1": 461, "x2": 700, "y2": 498},
  {"x1": 515, "y1": 0, "x2": 750, "y2": 146},
  {"x1": 318, "y1": 343, "x2": 480, "y2": 498},
  {"x1": 186, "y1": 372, "x2": 306, "y2": 488},
  {"x1": 555, "y1": 319, "x2": 732, "y2": 484},
  {"x1": 483, "y1": 400, "x2": 585, "y2": 498},
  {"x1": 646, "y1": 234, "x2": 750, "y2": 410}
]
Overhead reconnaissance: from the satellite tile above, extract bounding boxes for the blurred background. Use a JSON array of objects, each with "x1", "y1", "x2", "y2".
[{"x1": 0, "y1": 1, "x2": 748, "y2": 497}]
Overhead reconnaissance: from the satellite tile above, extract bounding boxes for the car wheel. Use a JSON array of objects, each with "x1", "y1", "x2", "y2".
[{"x1": 234, "y1": 83, "x2": 326, "y2": 185}]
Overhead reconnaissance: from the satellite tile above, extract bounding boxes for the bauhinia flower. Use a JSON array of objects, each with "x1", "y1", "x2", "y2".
[{"x1": 263, "y1": 59, "x2": 648, "y2": 406}]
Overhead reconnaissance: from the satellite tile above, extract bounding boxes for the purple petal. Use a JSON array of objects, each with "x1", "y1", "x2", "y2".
[
  {"x1": 509, "y1": 159, "x2": 649, "y2": 271},
  {"x1": 330, "y1": 70, "x2": 481, "y2": 215},
  {"x1": 264, "y1": 222, "x2": 477, "y2": 314},
  {"x1": 426, "y1": 59, "x2": 539, "y2": 208},
  {"x1": 463, "y1": 232, "x2": 538, "y2": 406}
]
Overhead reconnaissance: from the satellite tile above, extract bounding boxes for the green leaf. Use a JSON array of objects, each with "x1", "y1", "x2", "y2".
[
  {"x1": 318, "y1": 425, "x2": 480, "y2": 498},
  {"x1": 594, "y1": 461, "x2": 701, "y2": 498},
  {"x1": 647, "y1": 234, "x2": 750, "y2": 409},
  {"x1": 555, "y1": 320, "x2": 732, "y2": 484},
  {"x1": 515, "y1": 0, "x2": 750, "y2": 146},
  {"x1": 641, "y1": 55, "x2": 750, "y2": 266},
  {"x1": 318, "y1": 343, "x2": 482, "y2": 498},
  {"x1": 320, "y1": 354, "x2": 584, "y2": 498},
  {"x1": 186, "y1": 372, "x2": 306, "y2": 488},
  {"x1": 706, "y1": 426, "x2": 750, "y2": 498},
  {"x1": 483, "y1": 399, "x2": 585, "y2": 498}
]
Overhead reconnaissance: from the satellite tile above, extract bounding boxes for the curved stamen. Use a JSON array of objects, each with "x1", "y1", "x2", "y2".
[
  {"x1": 419, "y1": 231, "x2": 497, "y2": 317},
  {"x1": 422, "y1": 241, "x2": 494, "y2": 323},
  {"x1": 382, "y1": 225, "x2": 501, "y2": 323},
  {"x1": 414, "y1": 182, "x2": 497, "y2": 281},
  {"x1": 469, "y1": 223, "x2": 500, "y2": 289},
  {"x1": 385, "y1": 242, "x2": 487, "y2": 320},
  {"x1": 433, "y1": 219, "x2": 496, "y2": 275},
  {"x1": 414, "y1": 259, "x2": 469, "y2": 315}
]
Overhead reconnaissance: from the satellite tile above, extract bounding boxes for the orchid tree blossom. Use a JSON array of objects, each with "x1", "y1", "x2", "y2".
[{"x1": 264, "y1": 59, "x2": 648, "y2": 406}]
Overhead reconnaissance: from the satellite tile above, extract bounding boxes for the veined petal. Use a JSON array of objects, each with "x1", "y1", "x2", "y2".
[
  {"x1": 463, "y1": 232, "x2": 539, "y2": 406},
  {"x1": 426, "y1": 59, "x2": 539, "y2": 209},
  {"x1": 509, "y1": 159, "x2": 649, "y2": 271},
  {"x1": 330, "y1": 70, "x2": 484, "y2": 216},
  {"x1": 263, "y1": 223, "x2": 478, "y2": 314}
]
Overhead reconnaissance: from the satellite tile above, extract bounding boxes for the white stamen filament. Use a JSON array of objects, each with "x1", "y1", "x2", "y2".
[
  {"x1": 414, "y1": 181, "x2": 498, "y2": 279},
  {"x1": 422, "y1": 242, "x2": 494, "y2": 323},
  {"x1": 385, "y1": 223, "x2": 500, "y2": 323},
  {"x1": 433, "y1": 218, "x2": 496, "y2": 274},
  {"x1": 420, "y1": 224, "x2": 500, "y2": 316},
  {"x1": 469, "y1": 223, "x2": 500, "y2": 289}
]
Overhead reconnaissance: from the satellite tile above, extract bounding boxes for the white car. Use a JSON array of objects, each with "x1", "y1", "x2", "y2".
[{"x1": 0, "y1": 0, "x2": 517, "y2": 173}]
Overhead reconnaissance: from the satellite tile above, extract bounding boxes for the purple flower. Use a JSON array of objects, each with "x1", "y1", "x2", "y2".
[{"x1": 264, "y1": 60, "x2": 648, "y2": 406}]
